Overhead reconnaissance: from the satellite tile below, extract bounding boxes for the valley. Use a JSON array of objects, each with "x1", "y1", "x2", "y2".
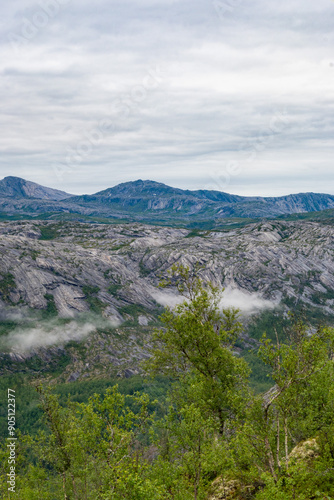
[{"x1": 0, "y1": 218, "x2": 333, "y2": 384}]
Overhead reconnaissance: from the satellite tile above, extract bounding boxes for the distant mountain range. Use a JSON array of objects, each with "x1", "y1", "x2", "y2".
[{"x1": 1, "y1": 176, "x2": 334, "y2": 227}]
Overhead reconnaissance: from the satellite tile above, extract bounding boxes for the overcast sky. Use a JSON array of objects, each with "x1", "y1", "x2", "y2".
[{"x1": 0, "y1": 0, "x2": 333, "y2": 196}]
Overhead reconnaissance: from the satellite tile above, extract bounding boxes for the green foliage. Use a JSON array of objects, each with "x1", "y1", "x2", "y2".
[
  {"x1": 241, "y1": 349, "x2": 273, "y2": 393},
  {"x1": 247, "y1": 309, "x2": 290, "y2": 342},
  {"x1": 139, "y1": 259, "x2": 151, "y2": 277},
  {"x1": 0, "y1": 319, "x2": 17, "y2": 337},
  {"x1": 233, "y1": 321, "x2": 334, "y2": 496},
  {"x1": 145, "y1": 264, "x2": 250, "y2": 433},
  {"x1": 0, "y1": 272, "x2": 16, "y2": 302},
  {"x1": 107, "y1": 283, "x2": 122, "y2": 295},
  {"x1": 82, "y1": 285, "x2": 106, "y2": 314},
  {"x1": 0, "y1": 375, "x2": 45, "y2": 438},
  {"x1": 82, "y1": 285, "x2": 100, "y2": 295},
  {"x1": 1, "y1": 267, "x2": 334, "y2": 499},
  {"x1": 0, "y1": 374, "x2": 171, "y2": 439},
  {"x1": 119, "y1": 303, "x2": 149, "y2": 323},
  {"x1": 282, "y1": 298, "x2": 331, "y2": 327},
  {"x1": 0, "y1": 385, "x2": 165, "y2": 500},
  {"x1": 39, "y1": 224, "x2": 61, "y2": 240},
  {"x1": 185, "y1": 229, "x2": 208, "y2": 238},
  {"x1": 42, "y1": 293, "x2": 58, "y2": 318},
  {"x1": 30, "y1": 250, "x2": 40, "y2": 260}
]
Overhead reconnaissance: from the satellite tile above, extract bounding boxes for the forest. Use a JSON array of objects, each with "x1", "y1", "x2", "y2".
[{"x1": 0, "y1": 266, "x2": 333, "y2": 500}]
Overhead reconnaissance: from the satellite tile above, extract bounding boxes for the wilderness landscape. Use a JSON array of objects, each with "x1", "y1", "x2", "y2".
[
  {"x1": 0, "y1": 177, "x2": 334, "y2": 499},
  {"x1": 3, "y1": 0, "x2": 334, "y2": 496}
]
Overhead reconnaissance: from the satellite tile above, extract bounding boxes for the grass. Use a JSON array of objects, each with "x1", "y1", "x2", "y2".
[
  {"x1": 110, "y1": 243, "x2": 129, "y2": 251},
  {"x1": 0, "y1": 320, "x2": 18, "y2": 337},
  {"x1": 118, "y1": 303, "x2": 151, "y2": 326},
  {"x1": 139, "y1": 260, "x2": 151, "y2": 277},
  {"x1": 82, "y1": 285, "x2": 100, "y2": 295},
  {"x1": 30, "y1": 250, "x2": 40, "y2": 260},
  {"x1": 185, "y1": 229, "x2": 208, "y2": 238}
]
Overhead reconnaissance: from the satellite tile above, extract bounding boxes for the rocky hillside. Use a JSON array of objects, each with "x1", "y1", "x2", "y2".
[
  {"x1": 0, "y1": 218, "x2": 333, "y2": 381},
  {"x1": 0, "y1": 219, "x2": 333, "y2": 322}
]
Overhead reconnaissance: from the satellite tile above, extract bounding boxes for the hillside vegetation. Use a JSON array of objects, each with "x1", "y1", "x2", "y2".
[{"x1": 1, "y1": 268, "x2": 333, "y2": 499}]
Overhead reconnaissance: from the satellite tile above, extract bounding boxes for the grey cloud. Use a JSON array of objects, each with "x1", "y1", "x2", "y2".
[{"x1": 0, "y1": 0, "x2": 333, "y2": 195}]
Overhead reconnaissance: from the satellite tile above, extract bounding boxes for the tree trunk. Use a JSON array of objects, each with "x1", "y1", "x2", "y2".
[
  {"x1": 71, "y1": 473, "x2": 77, "y2": 500},
  {"x1": 265, "y1": 435, "x2": 277, "y2": 482},
  {"x1": 276, "y1": 414, "x2": 281, "y2": 471},
  {"x1": 264, "y1": 406, "x2": 277, "y2": 482},
  {"x1": 63, "y1": 472, "x2": 67, "y2": 500},
  {"x1": 284, "y1": 417, "x2": 289, "y2": 470}
]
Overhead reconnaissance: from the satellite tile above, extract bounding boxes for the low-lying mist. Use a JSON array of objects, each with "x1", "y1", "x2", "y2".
[
  {"x1": 150, "y1": 285, "x2": 279, "y2": 316},
  {"x1": 0, "y1": 285, "x2": 279, "y2": 354},
  {"x1": 220, "y1": 287, "x2": 279, "y2": 314},
  {"x1": 0, "y1": 310, "x2": 120, "y2": 354},
  {"x1": 149, "y1": 289, "x2": 185, "y2": 308}
]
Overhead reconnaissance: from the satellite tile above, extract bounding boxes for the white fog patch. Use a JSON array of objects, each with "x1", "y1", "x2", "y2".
[
  {"x1": 0, "y1": 314, "x2": 120, "y2": 353},
  {"x1": 2, "y1": 321, "x2": 96, "y2": 353},
  {"x1": 0, "y1": 305, "x2": 32, "y2": 322},
  {"x1": 150, "y1": 286, "x2": 278, "y2": 315},
  {"x1": 219, "y1": 287, "x2": 279, "y2": 315},
  {"x1": 149, "y1": 289, "x2": 185, "y2": 308}
]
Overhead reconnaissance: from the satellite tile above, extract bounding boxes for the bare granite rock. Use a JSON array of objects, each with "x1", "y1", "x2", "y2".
[{"x1": 0, "y1": 220, "x2": 333, "y2": 320}]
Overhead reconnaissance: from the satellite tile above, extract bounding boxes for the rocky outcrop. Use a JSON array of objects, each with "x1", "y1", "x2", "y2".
[
  {"x1": 207, "y1": 477, "x2": 259, "y2": 499},
  {"x1": 289, "y1": 438, "x2": 319, "y2": 463}
]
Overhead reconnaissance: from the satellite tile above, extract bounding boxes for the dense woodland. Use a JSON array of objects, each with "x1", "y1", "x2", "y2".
[{"x1": 1, "y1": 266, "x2": 334, "y2": 499}]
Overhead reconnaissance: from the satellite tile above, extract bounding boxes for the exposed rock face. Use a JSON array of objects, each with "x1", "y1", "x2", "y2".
[{"x1": 0, "y1": 220, "x2": 334, "y2": 319}]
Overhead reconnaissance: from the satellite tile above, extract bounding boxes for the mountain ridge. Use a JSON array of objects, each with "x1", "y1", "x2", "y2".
[
  {"x1": 0, "y1": 176, "x2": 72, "y2": 201},
  {"x1": 1, "y1": 176, "x2": 334, "y2": 224}
]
